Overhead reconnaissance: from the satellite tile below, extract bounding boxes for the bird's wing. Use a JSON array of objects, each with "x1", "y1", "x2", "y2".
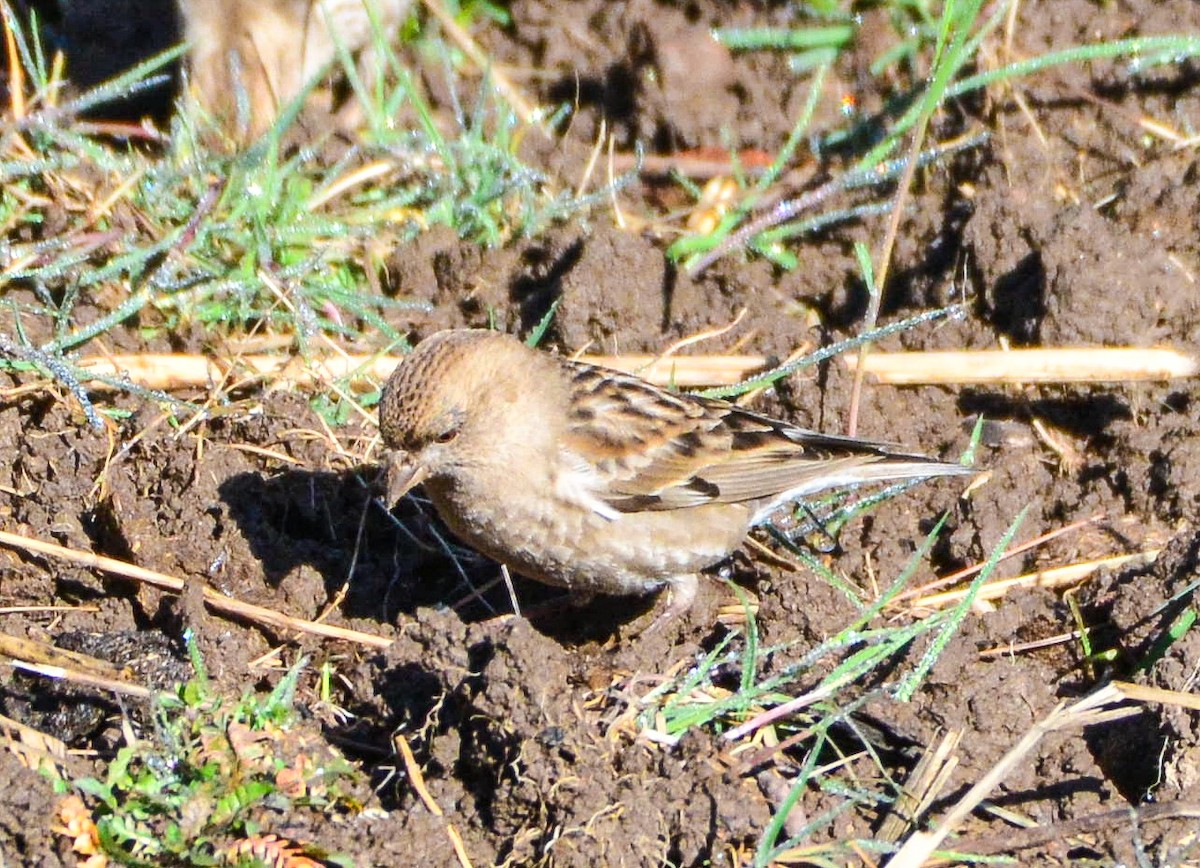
[{"x1": 558, "y1": 361, "x2": 958, "y2": 513}]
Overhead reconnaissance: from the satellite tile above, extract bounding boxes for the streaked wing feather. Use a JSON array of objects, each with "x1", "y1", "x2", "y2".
[
  {"x1": 559, "y1": 360, "x2": 934, "y2": 513},
  {"x1": 560, "y1": 362, "x2": 721, "y2": 498},
  {"x1": 694, "y1": 450, "x2": 885, "y2": 502}
]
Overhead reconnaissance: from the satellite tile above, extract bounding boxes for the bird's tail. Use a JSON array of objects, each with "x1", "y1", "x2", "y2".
[{"x1": 749, "y1": 457, "x2": 974, "y2": 526}]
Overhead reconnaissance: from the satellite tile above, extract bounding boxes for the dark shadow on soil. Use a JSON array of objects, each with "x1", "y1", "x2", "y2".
[
  {"x1": 957, "y1": 392, "x2": 1132, "y2": 440},
  {"x1": 983, "y1": 248, "x2": 1046, "y2": 344},
  {"x1": 218, "y1": 469, "x2": 658, "y2": 641},
  {"x1": 1085, "y1": 713, "x2": 1169, "y2": 804},
  {"x1": 218, "y1": 468, "x2": 467, "y2": 623},
  {"x1": 510, "y1": 237, "x2": 585, "y2": 336},
  {"x1": 545, "y1": 63, "x2": 639, "y2": 131},
  {"x1": 218, "y1": 468, "x2": 386, "y2": 588},
  {"x1": 1079, "y1": 530, "x2": 1200, "y2": 803}
]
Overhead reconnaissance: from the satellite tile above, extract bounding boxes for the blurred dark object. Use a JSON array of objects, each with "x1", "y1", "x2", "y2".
[{"x1": 8, "y1": 0, "x2": 183, "y2": 121}]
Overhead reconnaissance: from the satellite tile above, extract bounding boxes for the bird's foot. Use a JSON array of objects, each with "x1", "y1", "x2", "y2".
[{"x1": 642, "y1": 574, "x2": 699, "y2": 635}]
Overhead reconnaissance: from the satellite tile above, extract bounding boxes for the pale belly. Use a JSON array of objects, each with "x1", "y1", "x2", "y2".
[{"x1": 426, "y1": 480, "x2": 751, "y2": 598}]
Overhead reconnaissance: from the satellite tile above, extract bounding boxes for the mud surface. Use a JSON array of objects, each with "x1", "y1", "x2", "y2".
[{"x1": 3, "y1": 0, "x2": 1200, "y2": 865}]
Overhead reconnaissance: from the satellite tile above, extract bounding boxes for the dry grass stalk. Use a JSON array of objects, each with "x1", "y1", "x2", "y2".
[
  {"x1": 844, "y1": 347, "x2": 1198, "y2": 384},
  {"x1": 890, "y1": 681, "x2": 1197, "y2": 866},
  {"x1": 909, "y1": 549, "x2": 1160, "y2": 611},
  {"x1": 73, "y1": 351, "x2": 772, "y2": 390},
  {"x1": 395, "y1": 732, "x2": 475, "y2": 868},
  {"x1": 977, "y1": 628, "x2": 1091, "y2": 659},
  {"x1": 722, "y1": 684, "x2": 836, "y2": 743},
  {"x1": 0, "y1": 631, "x2": 151, "y2": 698},
  {"x1": 0, "y1": 711, "x2": 68, "y2": 770},
  {"x1": 0, "y1": 631, "x2": 128, "y2": 677},
  {"x1": 74, "y1": 352, "x2": 348, "y2": 390},
  {"x1": 67, "y1": 346, "x2": 1198, "y2": 401},
  {"x1": 0, "y1": 605, "x2": 99, "y2": 615},
  {"x1": 0, "y1": 529, "x2": 391, "y2": 649},
  {"x1": 877, "y1": 729, "x2": 962, "y2": 843},
  {"x1": 11, "y1": 659, "x2": 152, "y2": 699},
  {"x1": 1115, "y1": 682, "x2": 1200, "y2": 713},
  {"x1": 892, "y1": 513, "x2": 1107, "y2": 605}
]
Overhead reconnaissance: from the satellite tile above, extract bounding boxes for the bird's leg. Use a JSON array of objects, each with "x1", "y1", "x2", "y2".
[{"x1": 643, "y1": 574, "x2": 699, "y2": 634}]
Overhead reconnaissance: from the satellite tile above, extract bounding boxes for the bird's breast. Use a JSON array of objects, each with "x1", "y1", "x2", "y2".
[{"x1": 424, "y1": 470, "x2": 751, "y2": 597}]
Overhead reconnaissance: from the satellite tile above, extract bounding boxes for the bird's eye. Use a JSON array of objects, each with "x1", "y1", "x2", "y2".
[{"x1": 435, "y1": 428, "x2": 459, "y2": 444}]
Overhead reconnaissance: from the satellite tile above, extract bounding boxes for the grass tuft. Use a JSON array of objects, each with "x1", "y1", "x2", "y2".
[
  {"x1": 58, "y1": 644, "x2": 360, "y2": 866},
  {"x1": 0, "y1": 5, "x2": 595, "y2": 426}
]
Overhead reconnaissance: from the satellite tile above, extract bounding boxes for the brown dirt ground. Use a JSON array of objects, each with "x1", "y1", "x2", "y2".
[{"x1": 3, "y1": 0, "x2": 1200, "y2": 865}]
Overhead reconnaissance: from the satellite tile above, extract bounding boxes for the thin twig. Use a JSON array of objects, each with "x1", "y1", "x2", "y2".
[
  {"x1": 956, "y1": 801, "x2": 1200, "y2": 857},
  {"x1": 909, "y1": 550, "x2": 1160, "y2": 610},
  {"x1": 395, "y1": 733, "x2": 475, "y2": 868},
  {"x1": 0, "y1": 528, "x2": 392, "y2": 649},
  {"x1": 888, "y1": 683, "x2": 1148, "y2": 867},
  {"x1": 844, "y1": 347, "x2": 1199, "y2": 384},
  {"x1": 892, "y1": 513, "x2": 1106, "y2": 605}
]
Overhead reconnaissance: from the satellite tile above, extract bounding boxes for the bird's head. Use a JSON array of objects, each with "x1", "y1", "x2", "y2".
[{"x1": 378, "y1": 329, "x2": 560, "y2": 506}]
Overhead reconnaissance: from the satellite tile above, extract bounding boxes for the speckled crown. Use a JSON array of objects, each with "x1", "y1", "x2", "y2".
[{"x1": 379, "y1": 329, "x2": 518, "y2": 448}]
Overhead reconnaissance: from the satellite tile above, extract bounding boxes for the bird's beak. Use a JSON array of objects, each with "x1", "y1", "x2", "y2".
[{"x1": 385, "y1": 452, "x2": 428, "y2": 508}]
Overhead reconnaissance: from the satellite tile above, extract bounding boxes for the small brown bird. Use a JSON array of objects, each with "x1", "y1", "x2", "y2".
[
  {"x1": 181, "y1": 0, "x2": 414, "y2": 139},
  {"x1": 379, "y1": 329, "x2": 972, "y2": 626}
]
